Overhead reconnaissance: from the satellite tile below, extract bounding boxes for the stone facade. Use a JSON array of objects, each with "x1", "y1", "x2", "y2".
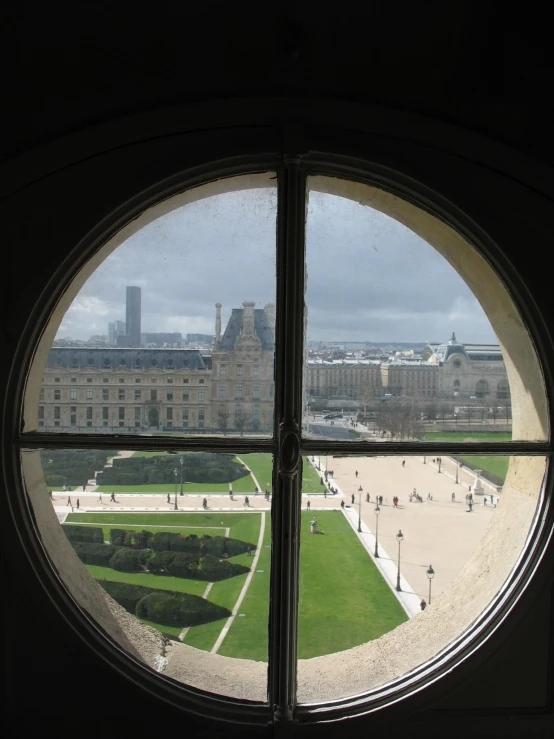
[{"x1": 39, "y1": 302, "x2": 275, "y2": 433}]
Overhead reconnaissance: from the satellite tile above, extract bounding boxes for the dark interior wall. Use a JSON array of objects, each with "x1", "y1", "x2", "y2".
[{"x1": 1, "y1": 4, "x2": 553, "y2": 737}]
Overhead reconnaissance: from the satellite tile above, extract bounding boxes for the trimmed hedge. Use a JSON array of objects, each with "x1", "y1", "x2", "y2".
[
  {"x1": 136, "y1": 591, "x2": 231, "y2": 627},
  {"x1": 196, "y1": 555, "x2": 249, "y2": 582},
  {"x1": 98, "y1": 580, "x2": 153, "y2": 612},
  {"x1": 167, "y1": 552, "x2": 199, "y2": 578},
  {"x1": 96, "y1": 452, "x2": 249, "y2": 486},
  {"x1": 109, "y1": 547, "x2": 149, "y2": 572},
  {"x1": 72, "y1": 542, "x2": 115, "y2": 566},
  {"x1": 147, "y1": 551, "x2": 176, "y2": 574},
  {"x1": 63, "y1": 525, "x2": 104, "y2": 544},
  {"x1": 40, "y1": 449, "x2": 118, "y2": 487}
]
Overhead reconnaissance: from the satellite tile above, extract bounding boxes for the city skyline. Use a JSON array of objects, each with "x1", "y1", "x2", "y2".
[{"x1": 55, "y1": 183, "x2": 498, "y2": 344}]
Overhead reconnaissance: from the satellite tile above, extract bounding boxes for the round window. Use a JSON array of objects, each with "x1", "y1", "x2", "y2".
[{"x1": 10, "y1": 158, "x2": 551, "y2": 724}]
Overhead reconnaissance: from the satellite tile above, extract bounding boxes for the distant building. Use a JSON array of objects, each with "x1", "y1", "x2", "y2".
[
  {"x1": 108, "y1": 320, "x2": 126, "y2": 344},
  {"x1": 141, "y1": 332, "x2": 182, "y2": 346},
  {"x1": 117, "y1": 286, "x2": 141, "y2": 347},
  {"x1": 186, "y1": 333, "x2": 214, "y2": 345}
]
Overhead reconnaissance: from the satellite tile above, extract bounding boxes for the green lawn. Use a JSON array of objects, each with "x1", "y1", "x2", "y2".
[
  {"x1": 65, "y1": 512, "x2": 261, "y2": 544},
  {"x1": 459, "y1": 455, "x2": 510, "y2": 480},
  {"x1": 85, "y1": 564, "x2": 208, "y2": 596},
  {"x1": 137, "y1": 618, "x2": 183, "y2": 639},
  {"x1": 425, "y1": 432, "x2": 512, "y2": 442},
  {"x1": 240, "y1": 453, "x2": 323, "y2": 494},
  {"x1": 67, "y1": 509, "x2": 407, "y2": 659},
  {"x1": 217, "y1": 513, "x2": 271, "y2": 661},
  {"x1": 297, "y1": 511, "x2": 407, "y2": 658}
]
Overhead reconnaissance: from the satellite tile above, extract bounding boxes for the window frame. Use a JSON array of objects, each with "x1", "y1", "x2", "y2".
[{"x1": 5, "y1": 144, "x2": 553, "y2": 730}]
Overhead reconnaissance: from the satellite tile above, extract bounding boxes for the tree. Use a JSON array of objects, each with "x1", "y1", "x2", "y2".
[
  {"x1": 357, "y1": 382, "x2": 375, "y2": 414},
  {"x1": 234, "y1": 407, "x2": 252, "y2": 436},
  {"x1": 490, "y1": 405, "x2": 500, "y2": 424},
  {"x1": 503, "y1": 400, "x2": 512, "y2": 424},
  {"x1": 217, "y1": 406, "x2": 231, "y2": 435}
]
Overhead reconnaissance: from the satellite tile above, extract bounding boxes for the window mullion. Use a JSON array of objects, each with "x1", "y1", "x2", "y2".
[{"x1": 269, "y1": 159, "x2": 306, "y2": 723}]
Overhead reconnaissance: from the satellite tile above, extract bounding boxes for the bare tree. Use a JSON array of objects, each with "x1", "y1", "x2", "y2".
[
  {"x1": 502, "y1": 400, "x2": 512, "y2": 424},
  {"x1": 490, "y1": 405, "x2": 499, "y2": 424},
  {"x1": 217, "y1": 406, "x2": 231, "y2": 435},
  {"x1": 234, "y1": 407, "x2": 252, "y2": 436}
]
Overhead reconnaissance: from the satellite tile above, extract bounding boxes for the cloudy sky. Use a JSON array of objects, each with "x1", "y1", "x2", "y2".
[{"x1": 56, "y1": 177, "x2": 497, "y2": 344}]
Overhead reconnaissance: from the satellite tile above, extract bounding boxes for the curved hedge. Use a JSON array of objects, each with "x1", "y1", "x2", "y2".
[
  {"x1": 98, "y1": 580, "x2": 153, "y2": 612},
  {"x1": 64, "y1": 525, "x2": 104, "y2": 544},
  {"x1": 136, "y1": 591, "x2": 231, "y2": 627},
  {"x1": 96, "y1": 452, "x2": 249, "y2": 486},
  {"x1": 109, "y1": 547, "x2": 150, "y2": 572},
  {"x1": 113, "y1": 529, "x2": 252, "y2": 557},
  {"x1": 71, "y1": 542, "x2": 115, "y2": 566}
]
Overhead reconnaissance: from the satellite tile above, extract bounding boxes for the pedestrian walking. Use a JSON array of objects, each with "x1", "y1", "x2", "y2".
[
  {"x1": 351, "y1": 493, "x2": 355, "y2": 504},
  {"x1": 67, "y1": 496, "x2": 71, "y2": 506},
  {"x1": 244, "y1": 496, "x2": 249, "y2": 507},
  {"x1": 340, "y1": 500, "x2": 345, "y2": 509},
  {"x1": 420, "y1": 599, "x2": 427, "y2": 611},
  {"x1": 110, "y1": 492, "x2": 115, "y2": 503},
  {"x1": 76, "y1": 498, "x2": 80, "y2": 509},
  {"x1": 202, "y1": 498, "x2": 208, "y2": 510},
  {"x1": 366, "y1": 492, "x2": 369, "y2": 503},
  {"x1": 355, "y1": 470, "x2": 358, "y2": 478},
  {"x1": 484, "y1": 496, "x2": 487, "y2": 506},
  {"x1": 402, "y1": 460, "x2": 405, "y2": 467},
  {"x1": 307, "y1": 500, "x2": 311, "y2": 510},
  {"x1": 452, "y1": 492, "x2": 455, "y2": 502},
  {"x1": 98, "y1": 492, "x2": 103, "y2": 502}
]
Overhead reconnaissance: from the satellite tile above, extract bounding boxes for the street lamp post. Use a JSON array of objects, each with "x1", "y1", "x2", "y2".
[
  {"x1": 427, "y1": 564, "x2": 435, "y2": 604},
  {"x1": 358, "y1": 487, "x2": 362, "y2": 532},
  {"x1": 396, "y1": 529, "x2": 404, "y2": 591},
  {"x1": 423, "y1": 455, "x2": 426, "y2": 464},
  {"x1": 374, "y1": 505, "x2": 380, "y2": 557},
  {"x1": 438, "y1": 459, "x2": 442, "y2": 474},
  {"x1": 174, "y1": 468, "x2": 178, "y2": 510},
  {"x1": 180, "y1": 456, "x2": 184, "y2": 495},
  {"x1": 455, "y1": 463, "x2": 459, "y2": 484}
]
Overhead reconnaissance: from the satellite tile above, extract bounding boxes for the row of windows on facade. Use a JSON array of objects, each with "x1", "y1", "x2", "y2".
[
  {"x1": 37, "y1": 405, "x2": 262, "y2": 427},
  {"x1": 48, "y1": 375, "x2": 207, "y2": 384},
  {"x1": 50, "y1": 362, "x2": 260, "y2": 376},
  {"x1": 40, "y1": 385, "x2": 270, "y2": 402}
]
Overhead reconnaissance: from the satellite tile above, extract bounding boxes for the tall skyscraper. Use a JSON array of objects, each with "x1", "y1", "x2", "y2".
[{"x1": 125, "y1": 286, "x2": 141, "y2": 346}]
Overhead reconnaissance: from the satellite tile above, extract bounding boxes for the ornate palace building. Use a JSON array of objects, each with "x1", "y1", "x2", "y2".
[{"x1": 39, "y1": 302, "x2": 275, "y2": 433}]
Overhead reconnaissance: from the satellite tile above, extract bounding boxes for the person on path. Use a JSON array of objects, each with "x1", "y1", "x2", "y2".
[
  {"x1": 244, "y1": 496, "x2": 249, "y2": 507},
  {"x1": 420, "y1": 599, "x2": 427, "y2": 611},
  {"x1": 351, "y1": 493, "x2": 355, "y2": 504},
  {"x1": 484, "y1": 496, "x2": 488, "y2": 506},
  {"x1": 366, "y1": 492, "x2": 370, "y2": 503},
  {"x1": 67, "y1": 496, "x2": 71, "y2": 506},
  {"x1": 323, "y1": 489, "x2": 327, "y2": 498},
  {"x1": 76, "y1": 498, "x2": 80, "y2": 509},
  {"x1": 167, "y1": 493, "x2": 170, "y2": 503},
  {"x1": 110, "y1": 492, "x2": 115, "y2": 503},
  {"x1": 402, "y1": 460, "x2": 405, "y2": 467},
  {"x1": 49, "y1": 490, "x2": 53, "y2": 500},
  {"x1": 98, "y1": 491, "x2": 103, "y2": 502},
  {"x1": 452, "y1": 492, "x2": 455, "y2": 502},
  {"x1": 355, "y1": 470, "x2": 358, "y2": 478},
  {"x1": 202, "y1": 498, "x2": 208, "y2": 510},
  {"x1": 255, "y1": 487, "x2": 259, "y2": 496},
  {"x1": 307, "y1": 500, "x2": 311, "y2": 510},
  {"x1": 340, "y1": 500, "x2": 345, "y2": 509}
]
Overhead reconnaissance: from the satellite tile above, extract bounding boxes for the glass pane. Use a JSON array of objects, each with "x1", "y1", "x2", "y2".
[
  {"x1": 297, "y1": 453, "x2": 546, "y2": 702},
  {"x1": 23, "y1": 447, "x2": 275, "y2": 700},
  {"x1": 302, "y1": 177, "x2": 547, "y2": 442},
  {"x1": 26, "y1": 174, "x2": 276, "y2": 438}
]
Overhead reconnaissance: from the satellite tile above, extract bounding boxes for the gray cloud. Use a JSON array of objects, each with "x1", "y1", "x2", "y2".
[{"x1": 57, "y1": 183, "x2": 497, "y2": 344}]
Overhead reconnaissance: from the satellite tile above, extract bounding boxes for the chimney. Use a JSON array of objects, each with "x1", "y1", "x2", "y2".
[
  {"x1": 264, "y1": 303, "x2": 275, "y2": 341},
  {"x1": 243, "y1": 301, "x2": 255, "y2": 336},
  {"x1": 215, "y1": 303, "x2": 222, "y2": 345}
]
